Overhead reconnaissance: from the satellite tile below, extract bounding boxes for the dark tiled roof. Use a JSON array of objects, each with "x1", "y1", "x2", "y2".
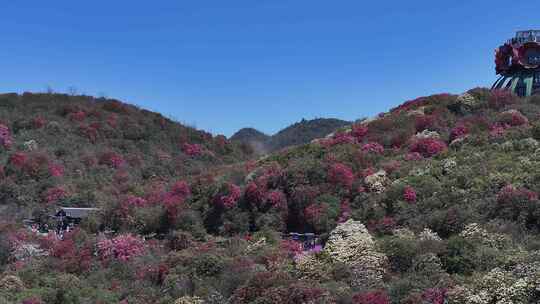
[{"x1": 56, "y1": 207, "x2": 99, "y2": 218}]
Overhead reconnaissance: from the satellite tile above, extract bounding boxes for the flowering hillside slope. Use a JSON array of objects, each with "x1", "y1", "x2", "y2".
[
  {"x1": 0, "y1": 92, "x2": 254, "y2": 220},
  {"x1": 4, "y1": 89, "x2": 540, "y2": 303}
]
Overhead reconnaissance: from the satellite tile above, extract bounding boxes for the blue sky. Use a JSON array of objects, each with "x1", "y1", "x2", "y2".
[{"x1": 0, "y1": 1, "x2": 537, "y2": 136}]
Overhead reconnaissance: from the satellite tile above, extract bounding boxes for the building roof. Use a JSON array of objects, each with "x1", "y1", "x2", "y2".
[{"x1": 56, "y1": 207, "x2": 100, "y2": 218}]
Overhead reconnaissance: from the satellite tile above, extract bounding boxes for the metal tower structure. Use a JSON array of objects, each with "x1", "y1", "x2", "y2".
[{"x1": 492, "y1": 30, "x2": 540, "y2": 97}]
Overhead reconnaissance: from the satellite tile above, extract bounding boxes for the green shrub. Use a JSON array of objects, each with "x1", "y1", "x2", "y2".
[
  {"x1": 440, "y1": 236, "x2": 476, "y2": 275},
  {"x1": 379, "y1": 236, "x2": 417, "y2": 273},
  {"x1": 194, "y1": 254, "x2": 225, "y2": 277}
]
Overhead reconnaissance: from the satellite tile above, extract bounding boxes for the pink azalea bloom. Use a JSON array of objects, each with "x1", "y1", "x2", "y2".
[
  {"x1": 361, "y1": 142, "x2": 385, "y2": 154},
  {"x1": 403, "y1": 186, "x2": 417, "y2": 203}
]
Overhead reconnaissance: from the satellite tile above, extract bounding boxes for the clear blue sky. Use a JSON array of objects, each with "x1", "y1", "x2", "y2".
[{"x1": 0, "y1": 1, "x2": 537, "y2": 136}]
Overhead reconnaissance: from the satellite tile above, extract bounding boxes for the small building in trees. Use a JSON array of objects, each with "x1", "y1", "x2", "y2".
[
  {"x1": 54, "y1": 207, "x2": 100, "y2": 223},
  {"x1": 53, "y1": 207, "x2": 99, "y2": 234}
]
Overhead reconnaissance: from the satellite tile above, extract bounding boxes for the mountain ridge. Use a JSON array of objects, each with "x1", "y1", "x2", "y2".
[{"x1": 230, "y1": 117, "x2": 352, "y2": 154}]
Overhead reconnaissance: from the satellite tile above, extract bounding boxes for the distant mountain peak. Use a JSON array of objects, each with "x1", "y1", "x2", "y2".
[{"x1": 230, "y1": 118, "x2": 351, "y2": 154}]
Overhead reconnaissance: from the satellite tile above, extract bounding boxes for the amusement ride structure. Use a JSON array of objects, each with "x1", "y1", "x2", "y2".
[{"x1": 493, "y1": 30, "x2": 540, "y2": 96}]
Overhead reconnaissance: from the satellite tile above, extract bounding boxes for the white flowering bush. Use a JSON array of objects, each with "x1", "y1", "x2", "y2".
[
  {"x1": 441, "y1": 158, "x2": 457, "y2": 174},
  {"x1": 418, "y1": 228, "x2": 442, "y2": 242},
  {"x1": 174, "y1": 296, "x2": 204, "y2": 304},
  {"x1": 460, "y1": 223, "x2": 509, "y2": 249},
  {"x1": 324, "y1": 219, "x2": 387, "y2": 288},
  {"x1": 295, "y1": 251, "x2": 333, "y2": 282},
  {"x1": 23, "y1": 139, "x2": 39, "y2": 151},
  {"x1": 364, "y1": 170, "x2": 389, "y2": 193},
  {"x1": 0, "y1": 275, "x2": 25, "y2": 292},
  {"x1": 415, "y1": 129, "x2": 441, "y2": 140},
  {"x1": 392, "y1": 228, "x2": 416, "y2": 240},
  {"x1": 456, "y1": 92, "x2": 483, "y2": 112},
  {"x1": 516, "y1": 137, "x2": 539, "y2": 151},
  {"x1": 448, "y1": 268, "x2": 536, "y2": 304},
  {"x1": 245, "y1": 237, "x2": 267, "y2": 253}
]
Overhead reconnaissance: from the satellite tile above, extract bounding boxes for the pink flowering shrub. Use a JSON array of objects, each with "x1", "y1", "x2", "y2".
[
  {"x1": 361, "y1": 167, "x2": 376, "y2": 178},
  {"x1": 170, "y1": 180, "x2": 191, "y2": 198},
  {"x1": 333, "y1": 131, "x2": 356, "y2": 145},
  {"x1": 99, "y1": 151, "x2": 125, "y2": 169},
  {"x1": 280, "y1": 239, "x2": 304, "y2": 257},
  {"x1": 266, "y1": 190, "x2": 287, "y2": 209},
  {"x1": 352, "y1": 290, "x2": 390, "y2": 304},
  {"x1": 422, "y1": 288, "x2": 447, "y2": 304},
  {"x1": 68, "y1": 110, "x2": 86, "y2": 122},
  {"x1": 106, "y1": 114, "x2": 118, "y2": 128},
  {"x1": 182, "y1": 143, "x2": 203, "y2": 157},
  {"x1": 44, "y1": 186, "x2": 67, "y2": 204},
  {"x1": 48, "y1": 163, "x2": 64, "y2": 177},
  {"x1": 497, "y1": 185, "x2": 538, "y2": 203},
  {"x1": 495, "y1": 185, "x2": 539, "y2": 226},
  {"x1": 22, "y1": 153, "x2": 49, "y2": 178},
  {"x1": 390, "y1": 94, "x2": 455, "y2": 113},
  {"x1": 78, "y1": 123, "x2": 100, "y2": 143},
  {"x1": 0, "y1": 124, "x2": 13, "y2": 148},
  {"x1": 231, "y1": 274, "x2": 328, "y2": 303},
  {"x1": 450, "y1": 124, "x2": 468, "y2": 141},
  {"x1": 245, "y1": 182, "x2": 265, "y2": 206},
  {"x1": 391, "y1": 97, "x2": 425, "y2": 113},
  {"x1": 409, "y1": 138, "x2": 447, "y2": 157},
  {"x1": 123, "y1": 195, "x2": 148, "y2": 207},
  {"x1": 50, "y1": 230, "x2": 93, "y2": 273},
  {"x1": 22, "y1": 298, "x2": 44, "y2": 304},
  {"x1": 97, "y1": 234, "x2": 145, "y2": 262},
  {"x1": 415, "y1": 114, "x2": 437, "y2": 132},
  {"x1": 405, "y1": 152, "x2": 423, "y2": 161},
  {"x1": 216, "y1": 183, "x2": 241, "y2": 208},
  {"x1": 498, "y1": 110, "x2": 528, "y2": 126},
  {"x1": 390, "y1": 130, "x2": 413, "y2": 148},
  {"x1": 488, "y1": 89, "x2": 518, "y2": 110},
  {"x1": 489, "y1": 123, "x2": 507, "y2": 138},
  {"x1": 136, "y1": 263, "x2": 169, "y2": 285},
  {"x1": 369, "y1": 216, "x2": 397, "y2": 235},
  {"x1": 31, "y1": 116, "x2": 46, "y2": 129},
  {"x1": 328, "y1": 163, "x2": 354, "y2": 189},
  {"x1": 304, "y1": 203, "x2": 327, "y2": 226},
  {"x1": 163, "y1": 180, "x2": 191, "y2": 220},
  {"x1": 351, "y1": 124, "x2": 369, "y2": 140},
  {"x1": 8, "y1": 151, "x2": 27, "y2": 167},
  {"x1": 382, "y1": 160, "x2": 401, "y2": 174},
  {"x1": 338, "y1": 199, "x2": 351, "y2": 223},
  {"x1": 361, "y1": 142, "x2": 384, "y2": 154},
  {"x1": 7, "y1": 228, "x2": 33, "y2": 250},
  {"x1": 403, "y1": 186, "x2": 417, "y2": 203},
  {"x1": 321, "y1": 131, "x2": 356, "y2": 147}
]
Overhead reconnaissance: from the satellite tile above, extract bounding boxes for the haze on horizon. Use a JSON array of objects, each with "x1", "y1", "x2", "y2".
[{"x1": 0, "y1": 1, "x2": 536, "y2": 136}]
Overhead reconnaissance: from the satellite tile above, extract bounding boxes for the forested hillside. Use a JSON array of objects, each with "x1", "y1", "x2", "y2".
[
  {"x1": 0, "y1": 92, "x2": 254, "y2": 221},
  {"x1": 3, "y1": 89, "x2": 540, "y2": 303}
]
